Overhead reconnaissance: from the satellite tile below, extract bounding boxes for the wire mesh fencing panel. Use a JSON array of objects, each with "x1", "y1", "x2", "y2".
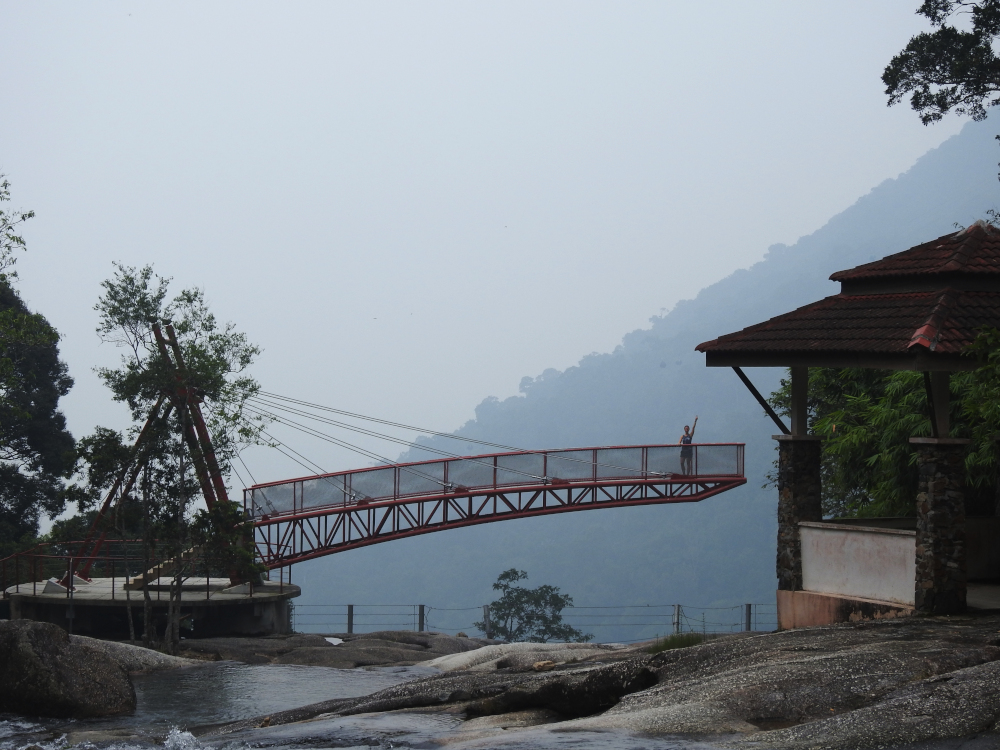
[
  {"x1": 291, "y1": 604, "x2": 427, "y2": 634},
  {"x1": 288, "y1": 601, "x2": 778, "y2": 642},
  {"x1": 559, "y1": 603, "x2": 775, "y2": 643},
  {"x1": 751, "y1": 602, "x2": 778, "y2": 631}
]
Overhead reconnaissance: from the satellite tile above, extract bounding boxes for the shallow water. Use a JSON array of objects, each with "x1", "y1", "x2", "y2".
[
  {"x1": 208, "y1": 710, "x2": 732, "y2": 750},
  {"x1": 0, "y1": 661, "x2": 734, "y2": 750},
  {"x1": 0, "y1": 661, "x2": 435, "y2": 749},
  {"x1": 128, "y1": 662, "x2": 437, "y2": 728},
  {"x1": 1, "y1": 660, "x2": 980, "y2": 749}
]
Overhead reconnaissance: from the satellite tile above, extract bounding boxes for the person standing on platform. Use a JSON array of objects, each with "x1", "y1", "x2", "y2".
[{"x1": 679, "y1": 416, "x2": 698, "y2": 474}]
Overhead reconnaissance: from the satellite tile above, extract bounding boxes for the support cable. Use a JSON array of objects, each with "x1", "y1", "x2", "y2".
[
  {"x1": 249, "y1": 395, "x2": 663, "y2": 479},
  {"x1": 244, "y1": 405, "x2": 546, "y2": 486},
  {"x1": 268, "y1": 438, "x2": 329, "y2": 477},
  {"x1": 243, "y1": 407, "x2": 482, "y2": 489}
]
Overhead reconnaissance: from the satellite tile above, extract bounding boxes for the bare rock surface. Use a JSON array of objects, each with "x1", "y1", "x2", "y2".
[
  {"x1": 179, "y1": 629, "x2": 493, "y2": 668},
  {"x1": 575, "y1": 615, "x2": 1000, "y2": 747},
  {"x1": 423, "y1": 641, "x2": 626, "y2": 672},
  {"x1": 0, "y1": 620, "x2": 136, "y2": 718},
  {"x1": 204, "y1": 650, "x2": 654, "y2": 736},
  {"x1": 70, "y1": 635, "x2": 198, "y2": 673},
  {"x1": 205, "y1": 615, "x2": 1000, "y2": 748}
]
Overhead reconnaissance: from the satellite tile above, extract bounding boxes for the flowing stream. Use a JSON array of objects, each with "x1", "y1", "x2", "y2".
[{"x1": 0, "y1": 661, "x2": 728, "y2": 750}]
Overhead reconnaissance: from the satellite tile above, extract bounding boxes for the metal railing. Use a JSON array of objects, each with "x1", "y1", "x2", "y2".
[
  {"x1": 0, "y1": 541, "x2": 280, "y2": 600},
  {"x1": 245, "y1": 443, "x2": 744, "y2": 520},
  {"x1": 290, "y1": 600, "x2": 777, "y2": 640},
  {"x1": 1, "y1": 540, "x2": 145, "y2": 597}
]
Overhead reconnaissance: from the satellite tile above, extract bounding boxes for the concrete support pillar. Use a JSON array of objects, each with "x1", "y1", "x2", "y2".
[
  {"x1": 789, "y1": 366, "x2": 809, "y2": 437},
  {"x1": 910, "y1": 437, "x2": 970, "y2": 614},
  {"x1": 775, "y1": 435, "x2": 822, "y2": 591}
]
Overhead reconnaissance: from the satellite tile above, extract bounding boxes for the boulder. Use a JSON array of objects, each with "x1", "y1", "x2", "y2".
[
  {"x1": 180, "y1": 630, "x2": 494, "y2": 668},
  {"x1": 70, "y1": 635, "x2": 198, "y2": 673},
  {"x1": 0, "y1": 620, "x2": 136, "y2": 718}
]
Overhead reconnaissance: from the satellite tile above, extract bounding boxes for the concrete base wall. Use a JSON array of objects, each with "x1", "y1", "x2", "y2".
[
  {"x1": 7, "y1": 596, "x2": 293, "y2": 638},
  {"x1": 777, "y1": 590, "x2": 914, "y2": 630},
  {"x1": 800, "y1": 522, "x2": 916, "y2": 605}
]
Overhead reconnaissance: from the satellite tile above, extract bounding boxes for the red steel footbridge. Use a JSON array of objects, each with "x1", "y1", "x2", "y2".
[
  {"x1": 245, "y1": 442, "x2": 745, "y2": 569},
  {"x1": 0, "y1": 322, "x2": 746, "y2": 639}
]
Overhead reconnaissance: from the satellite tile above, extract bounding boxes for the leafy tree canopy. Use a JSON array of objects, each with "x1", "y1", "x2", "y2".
[
  {"x1": 190, "y1": 500, "x2": 265, "y2": 582},
  {"x1": 93, "y1": 262, "x2": 268, "y2": 479},
  {"x1": 0, "y1": 174, "x2": 34, "y2": 284},
  {"x1": 475, "y1": 568, "x2": 592, "y2": 643},
  {"x1": 65, "y1": 263, "x2": 272, "y2": 591},
  {"x1": 769, "y1": 327, "x2": 1000, "y2": 518},
  {"x1": 0, "y1": 177, "x2": 75, "y2": 554},
  {"x1": 885, "y1": 1, "x2": 1000, "y2": 124}
]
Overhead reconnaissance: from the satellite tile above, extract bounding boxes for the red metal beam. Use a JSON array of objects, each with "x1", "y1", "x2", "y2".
[
  {"x1": 163, "y1": 324, "x2": 231, "y2": 506},
  {"x1": 251, "y1": 472, "x2": 746, "y2": 569},
  {"x1": 75, "y1": 396, "x2": 170, "y2": 580},
  {"x1": 152, "y1": 323, "x2": 219, "y2": 510}
]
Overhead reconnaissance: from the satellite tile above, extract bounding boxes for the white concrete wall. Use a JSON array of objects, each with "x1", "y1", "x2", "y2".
[{"x1": 800, "y1": 522, "x2": 916, "y2": 605}]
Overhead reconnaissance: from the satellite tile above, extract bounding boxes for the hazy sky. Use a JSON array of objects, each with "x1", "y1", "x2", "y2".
[{"x1": 0, "y1": 2, "x2": 968, "y2": 486}]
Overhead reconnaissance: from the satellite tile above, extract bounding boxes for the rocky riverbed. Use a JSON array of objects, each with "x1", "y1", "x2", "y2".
[
  {"x1": 203, "y1": 613, "x2": 1000, "y2": 749},
  {"x1": 8, "y1": 615, "x2": 1000, "y2": 748},
  {"x1": 175, "y1": 629, "x2": 496, "y2": 667}
]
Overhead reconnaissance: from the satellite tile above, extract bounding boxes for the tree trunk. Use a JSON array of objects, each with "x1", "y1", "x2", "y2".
[{"x1": 141, "y1": 465, "x2": 154, "y2": 649}]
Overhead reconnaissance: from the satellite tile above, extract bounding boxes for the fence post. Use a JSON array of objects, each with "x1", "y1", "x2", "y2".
[
  {"x1": 483, "y1": 604, "x2": 492, "y2": 639},
  {"x1": 673, "y1": 604, "x2": 680, "y2": 634},
  {"x1": 418, "y1": 604, "x2": 425, "y2": 632},
  {"x1": 67, "y1": 557, "x2": 75, "y2": 636},
  {"x1": 347, "y1": 604, "x2": 354, "y2": 634},
  {"x1": 745, "y1": 603, "x2": 752, "y2": 632}
]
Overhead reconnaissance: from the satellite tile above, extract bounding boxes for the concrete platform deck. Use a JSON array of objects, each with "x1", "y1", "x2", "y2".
[
  {"x1": 4, "y1": 575, "x2": 300, "y2": 637},
  {"x1": 3, "y1": 577, "x2": 299, "y2": 606}
]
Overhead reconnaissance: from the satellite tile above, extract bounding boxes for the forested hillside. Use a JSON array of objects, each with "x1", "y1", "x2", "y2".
[{"x1": 294, "y1": 117, "x2": 1000, "y2": 641}]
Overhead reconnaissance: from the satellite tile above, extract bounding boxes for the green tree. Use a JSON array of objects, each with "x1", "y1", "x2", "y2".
[
  {"x1": 884, "y1": 1, "x2": 1000, "y2": 124},
  {"x1": 0, "y1": 174, "x2": 34, "y2": 282},
  {"x1": 768, "y1": 330, "x2": 1000, "y2": 518},
  {"x1": 190, "y1": 500, "x2": 265, "y2": 584},
  {"x1": 85, "y1": 262, "x2": 269, "y2": 649},
  {"x1": 0, "y1": 177, "x2": 75, "y2": 555},
  {"x1": 94, "y1": 263, "x2": 266, "y2": 462},
  {"x1": 475, "y1": 569, "x2": 592, "y2": 643}
]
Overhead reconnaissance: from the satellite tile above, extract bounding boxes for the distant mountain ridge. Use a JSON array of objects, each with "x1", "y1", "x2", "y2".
[{"x1": 296, "y1": 118, "x2": 1000, "y2": 641}]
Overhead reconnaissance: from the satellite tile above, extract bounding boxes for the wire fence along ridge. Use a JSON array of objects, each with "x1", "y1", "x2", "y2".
[
  {"x1": 290, "y1": 601, "x2": 778, "y2": 641},
  {"x1": 245, "y1": 442, "x2": 744, "y2": 519}
]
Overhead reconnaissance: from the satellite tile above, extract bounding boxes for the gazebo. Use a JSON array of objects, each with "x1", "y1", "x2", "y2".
[{"x1": 697, "y1": 220, "x2": 1000, "y2": 628}]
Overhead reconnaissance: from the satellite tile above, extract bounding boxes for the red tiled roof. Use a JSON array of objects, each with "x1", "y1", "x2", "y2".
[
  {"x1": 695, "y1": 289, "x2": 1000, "y2": 357},
  {"x1": 830, "y1": 221, "x2": 1000, "y2": 282}
]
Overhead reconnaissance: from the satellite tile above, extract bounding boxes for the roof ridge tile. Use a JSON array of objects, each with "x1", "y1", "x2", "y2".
[{"x1": 907, "y1": 289, "x2": 957, "y2": 352}]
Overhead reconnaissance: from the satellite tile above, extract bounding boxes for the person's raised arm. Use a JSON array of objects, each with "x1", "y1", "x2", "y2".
[{"x1": 690, "y1": 416, "x2": 699, "y2": 439}]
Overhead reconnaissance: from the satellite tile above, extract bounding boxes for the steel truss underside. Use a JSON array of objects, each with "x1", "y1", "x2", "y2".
[{"x1": 254, "y1": 476, "x2": 746, "y2": 568}]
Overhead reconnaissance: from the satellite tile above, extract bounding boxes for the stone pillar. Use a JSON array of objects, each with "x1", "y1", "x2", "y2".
[
  {"x1": 775, "y1": 435, "x2": 822, "y2": 591},
  {"x1": 910, "y1": 437, "x2": 969, "y2": 614}
]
